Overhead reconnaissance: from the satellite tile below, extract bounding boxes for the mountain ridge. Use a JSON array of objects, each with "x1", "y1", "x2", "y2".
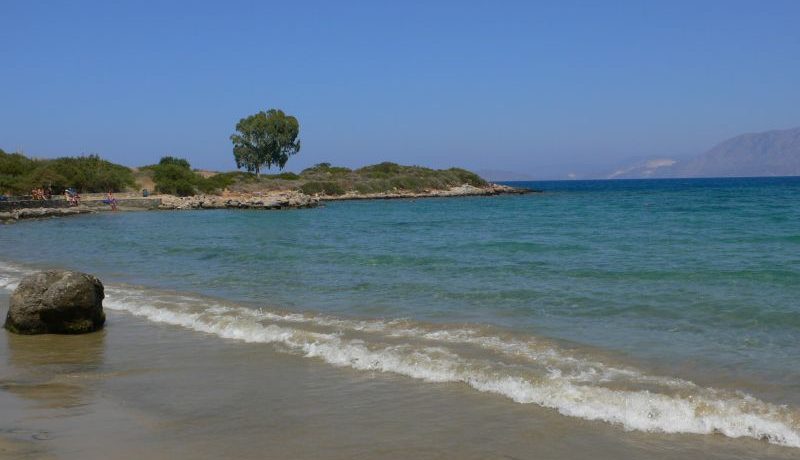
[{"x1": 603, "y1": 126, "x2": 800, "y2": 179}]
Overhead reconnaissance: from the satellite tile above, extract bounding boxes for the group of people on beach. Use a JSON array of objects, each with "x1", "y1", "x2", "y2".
[
  {"x1": 63, "y1": 188, "x2": 81, "y2": 206},
  {"x1": 65, "y1": 190, "x2": 117, "y2": 210},
  {"x1": 19, "y1": 186, "x2": 118, "y2": 211},
  {"x1": 31, "y1": 187, "x2": 53, "y2": 200}
]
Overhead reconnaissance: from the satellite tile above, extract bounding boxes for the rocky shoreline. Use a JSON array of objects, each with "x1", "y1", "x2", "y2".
[
  {"x1": 158, "y1": 190, "x2": 319, "y2": 210},
  {"x1": 318, "y1": 183, "x2": 532, "y2": 201},
  {"x1": 1, "y1": 184, "x2": 533, "y2": 221},
  {"x1": 0, "y1": 206, "x2": 94, "y2": 223},
  {"x1": 157, "y1": 183, "x2": 532, "y2": 209}
]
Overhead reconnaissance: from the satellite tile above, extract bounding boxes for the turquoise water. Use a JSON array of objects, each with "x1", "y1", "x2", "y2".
[{"x1": 2, "y1": 177, "x2": 800, "y2": 445}]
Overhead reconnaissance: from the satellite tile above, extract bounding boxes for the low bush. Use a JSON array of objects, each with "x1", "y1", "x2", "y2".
[
  {"x1": 300, "y1": 163, "x2": 352, "y2": 178},
  {"x1": 270, "y1": 172, "x2": 300, "y2": 180},
  {"x1": 355, "y1": 162, "x2": 402, "y2": 178},
  {"x1": 300, "y1": 181, "x2": 346, "y2": 195},
  {"x1": 152, "y1": 163, "x2": 199, "y2": 196},
  {"x1": 158, "y1": 156, "x2": 191, "y2": 169},
  {"x1": 0, "y1": 151, "x2": 136, "y2": 194},
  {"x1": 149, "y1": 157, "x2": 236, "y2": 196},
  {"x1": 197, "y1": 173, "x2": 236, "y2": 194},
  {"x1": 445, "y1": 167, "x2": 487, "y2": 187}
]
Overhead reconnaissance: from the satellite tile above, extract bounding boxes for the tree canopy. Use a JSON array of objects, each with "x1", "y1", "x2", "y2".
[{"x1": 230, "y1": 109, "x2": 301, "y2": 175}]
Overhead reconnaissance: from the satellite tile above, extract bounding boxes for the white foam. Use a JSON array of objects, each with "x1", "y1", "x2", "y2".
[
  {"x1": 0, "y1": 261, "x2": 32, "y2": 291},
  {"x1": 104, "y1": 285, "x2": 800, "y2": 448},
  {"x1": 0, "y1": 276, "x2": 19, "y2": 291},
  {"x1": 2, "y1": 267, "x2": 798, "y2": 447},
  {"x1": 237, "y1": 306, "x2": 696, "y2": 390}
]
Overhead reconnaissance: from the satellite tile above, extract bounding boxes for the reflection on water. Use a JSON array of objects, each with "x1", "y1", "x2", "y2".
[{"x1": 2, "y1": 328, "x2": 105, "y2": 410}]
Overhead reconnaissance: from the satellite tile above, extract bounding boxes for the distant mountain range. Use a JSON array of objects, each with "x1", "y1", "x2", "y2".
[{"x1": 606, "y1": 127, "x2": 800, "y2": 179}]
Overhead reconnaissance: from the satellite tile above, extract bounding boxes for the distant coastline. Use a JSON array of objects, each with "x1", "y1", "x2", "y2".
[
  {"x1": 1, "y1": 183, "x2": 531, "y2": 222},
  {"x1": 0, "y1": 149, "x2": 535, "y2": 222}
]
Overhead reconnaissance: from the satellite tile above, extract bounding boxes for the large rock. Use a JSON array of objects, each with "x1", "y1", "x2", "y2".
[{"x1": 4, "y1": 270, "x2": 105, "y2": 335}]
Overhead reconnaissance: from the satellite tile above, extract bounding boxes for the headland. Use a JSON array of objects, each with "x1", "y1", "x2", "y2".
[{"x1": 0, "y1": 151, "x2": 533, "y2": 221}]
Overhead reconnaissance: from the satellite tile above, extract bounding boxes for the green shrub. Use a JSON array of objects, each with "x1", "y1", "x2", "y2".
[
  {"x1": 159, "y1": 156, "x2": 191, "y2": 169},
  {"x1": 215, "y1": 171, "x2": 260, "y2": 183},
  {"x1": 271, "y1": 172, "x2": 300, "y2": 180},
  {"x1": 52, "y1": 155, "x2": 137, "y2": 192},
  {"x1": 0, "y1": 150, "x2": 36, "y2": 177},
  {"x1": 152, "y1": 164, "x2": 198, "y2": 196},
  {"x1": 355, "y1": 162, "x2": 402, "y2": 178},
  {"x1": 0, "y1": 151, "x2": 136, "y2": 194},
  {"x1": 300, "y1": 163, "x2": 352, "y2": 178},
  {"x1": 446, "y1": 167, "x2": 487, "y2": 187},
  {"x1": 392, "y1": 176, "x2": 426, "y2": 191},
  {"x1": 300, "y1": 181, "x2": 346, "y2": 195},
  {"x1": 147, "y1": 156, "x2": 234, "y2": 196},
  {"x1": 353, "y1": 182, "x2": 379, "y2": 194},
  {"x1": 290, "y1": 162, "x2": 489, "y2": 196},
  {"x1": 299, "y1": 181, "x2": 322, "y2": 194},
  {"x1": 165, "y1": 179, "x2": 197, "y2": 196},
  {"x1": 197, "y1": 173, "x2": 236, "y2": 194}
]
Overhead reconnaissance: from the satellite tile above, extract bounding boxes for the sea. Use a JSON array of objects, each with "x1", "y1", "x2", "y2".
[{"x1": 1, "y1": 177, "x2": 799, "y2": 458}]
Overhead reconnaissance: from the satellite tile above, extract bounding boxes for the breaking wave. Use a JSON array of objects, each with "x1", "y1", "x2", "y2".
[{"x1": 1, "y1": 260, "x2": 798, "y2": 448}]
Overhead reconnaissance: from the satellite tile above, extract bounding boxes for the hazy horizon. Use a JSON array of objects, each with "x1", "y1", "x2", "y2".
[{"x1": 2, "y1": 1, "x2": 799, "y2": 179}]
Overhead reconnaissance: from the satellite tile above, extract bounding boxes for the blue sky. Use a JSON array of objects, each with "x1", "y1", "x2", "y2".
[{"x1": 2, "y1": 0, "x2": 799, "y2": 178}]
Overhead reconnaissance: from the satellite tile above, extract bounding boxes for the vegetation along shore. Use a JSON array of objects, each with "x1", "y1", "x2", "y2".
[
  {"x1": 0, "y1": 151, "x2": 531, "y2": 222},
  {"x1": 0, "y1": 108, "x2": 532, "y2": 222}
]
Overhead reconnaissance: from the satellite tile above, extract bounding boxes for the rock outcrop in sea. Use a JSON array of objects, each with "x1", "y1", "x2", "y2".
[{"x1": 4, "y1": 270, "x2": 106, "y2": 335}]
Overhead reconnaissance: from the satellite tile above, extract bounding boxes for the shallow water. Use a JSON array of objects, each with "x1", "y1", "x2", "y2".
[
  {"x1": 1, "y1": 296, "x2": 798, "y2": 460},
  {"x1": 1, "y1": 177, "x2": 800, "y2": 456}
]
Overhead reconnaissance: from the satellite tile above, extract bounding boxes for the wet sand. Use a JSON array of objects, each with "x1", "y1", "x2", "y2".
[{"x1": 1, "y1": 293, "x2": 797, "y2": 460}]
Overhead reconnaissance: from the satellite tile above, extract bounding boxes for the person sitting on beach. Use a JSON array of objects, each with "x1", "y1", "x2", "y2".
[
  {"x1": 104, "y1": 191, "x2": 118, "y2": 211},
  {"x1": 65, "y1": 189, "x2": 78, "y2": 206}
]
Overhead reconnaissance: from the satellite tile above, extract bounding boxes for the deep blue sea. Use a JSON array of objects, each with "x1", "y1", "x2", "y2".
[{"x1": 2, "y1": 177, "x2": 800, "y2": 446}]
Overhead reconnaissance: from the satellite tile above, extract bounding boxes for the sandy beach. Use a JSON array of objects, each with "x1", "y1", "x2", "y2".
[
  {"x1": 2, "y1": 289, "x2": 797, "y2": 460},
  {"x1": 5, "y1": 0, "x2": 800, "y2": 457}
]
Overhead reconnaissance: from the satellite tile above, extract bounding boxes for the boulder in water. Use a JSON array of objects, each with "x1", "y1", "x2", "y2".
[{"x1": 4, "y1": 270, "x2": 105, "y2": 334}]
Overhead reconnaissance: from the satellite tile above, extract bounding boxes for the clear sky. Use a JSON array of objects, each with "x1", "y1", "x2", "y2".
[{"x1": 2, "y1": 0, "x2": 799, "y2": 178}]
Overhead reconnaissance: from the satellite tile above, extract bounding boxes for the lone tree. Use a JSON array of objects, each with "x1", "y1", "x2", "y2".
[{"x1": 230, "y1": 109, "x2": 301, "y2": 175}]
